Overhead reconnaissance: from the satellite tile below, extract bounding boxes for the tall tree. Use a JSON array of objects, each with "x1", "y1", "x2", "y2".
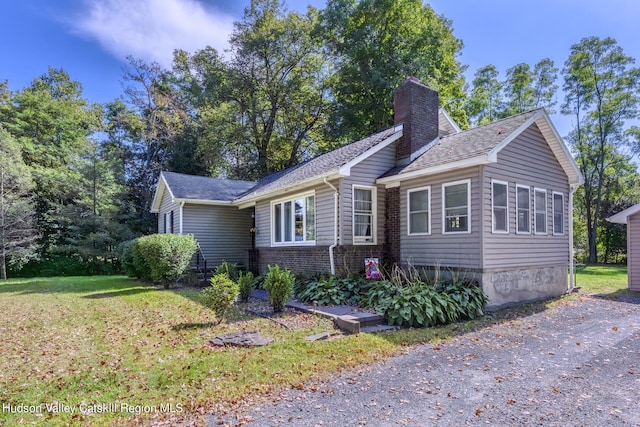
[
  {"x1": 562, "y1": 36, "x2": 640, "y2": 263},
  {"x1": 502, "y1": 63, "x2": 534, "y2": 116},
  {"x1": 119, "y1": 58, "x2": 188, "y2": 232},
  {"x1": 323, "y1": 0, "x2": 467, "y2": 142},
  {"x1": 0, "y1": 128, "x2": 38, "y2": 279},
  {"x1": 3, "y1": 68, "x2": 100, "y2": 252},
  {"x1": 466, "y1": 65, "x2": 502, "y2": 125},
  {"x1": 172, "y1": 1, "x2": 329, "y2": 180},
  {"x1": 532, "y1": 58, "x2": 559, "y2": 113}
]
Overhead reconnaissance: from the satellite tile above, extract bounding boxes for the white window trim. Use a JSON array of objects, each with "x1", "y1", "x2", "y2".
[
  {"x1": 442, "y1": 179, "x2": 471, "y2": 235},
  {"x1": 270, "y1": 191, "x2": 316, "y2": 247},
  {"x1": 516, "y1": 184, "x2": 531, "y2": 235},
  {"x1": 352, "y1": 185, "x2": 377, "y2": 245},
  {"x1": 491, "y1": 179, "x2": 509, "y2": 234},
  {"x1": 553, "y1": 191, "x2": 565, "y2": 236},
  {"x1": 407, "y1": 186, "x2": 431, "y2": 236},
  {"x1": 534, "y1": 188, "x2": 548, "y2": 235}
]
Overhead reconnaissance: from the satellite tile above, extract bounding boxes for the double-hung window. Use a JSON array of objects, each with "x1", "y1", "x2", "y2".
[
  {"x1": 353, "y1": 186, "x2": 376, "y2": 244},
  {"x1": 492, "y1": 180, "x2": 508, "y2": 233},
  {"x1": 516, "y1": 185, "x2": 531, "y2": 234},
  {"x1": 534, "y1": 188, "x2": 547, "y2": 234},
  {"x1": 272, "y1": 193, "x2": 315, "y2": 245},
  {"x1": 443, "y1": 180, "x2": 470, "y2": 234},
  {"x1": 553, "y1": 192, "x2": 564, "y2": 235},
  {"x1": 408, "y1": 186, "x2": 431, "y2": 235}
]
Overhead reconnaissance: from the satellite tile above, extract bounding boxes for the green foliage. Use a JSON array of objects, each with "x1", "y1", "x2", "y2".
[
  {"x1": 562, "y1": 36, "x2": 640, "y2": 263},
  {"x1": 323, "y1": 0, "x2": 468, "y2": 140},
  {"x1": 263, "y1": 265, "x2": 295, "y2": 312},
  {"x1": 200, "y1": 273, "x2": 240, "y2": 324},
  {"x1": 295, "y1": 274, "x2": 370, "y2": 306},
  {"x1": 118, "y1": 240, "x2": 138, "y2": 277},
  {"x1": 237, "y1": 271, "x2": 255, "y2": 303},
  {"x1": 363, "y1": 275, "x2": 488, "y2": 327},
  {"x1": 130, "y1": 234, "x2": 197, "y2": 287},
  {"x1": 216, "y1": 260, "x2": 239, "y2": 281},
  {"x1": 442, "y1": 283, "x2": 488, "y2": 320},
  {"x1": 0, "y1": 127, "x2": 38, "y2": 279}
]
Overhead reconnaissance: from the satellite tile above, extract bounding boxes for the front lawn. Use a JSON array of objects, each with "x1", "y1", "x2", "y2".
[
  {"x1": 0, "y1": 276, "x2": 457, "y2": 425},
  {"x1": 0, "y1": 267, "x2": 631, "y2": 425}
]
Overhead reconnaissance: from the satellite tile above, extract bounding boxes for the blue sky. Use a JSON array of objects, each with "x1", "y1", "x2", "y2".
[{"x1": 1, "y1": 0, "x2": 639, "y2": 137}]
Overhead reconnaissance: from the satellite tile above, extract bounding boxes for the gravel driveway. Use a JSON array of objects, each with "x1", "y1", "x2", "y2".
[{"x1": 215, "y1": 294, "x2": 640, "y2": 426}]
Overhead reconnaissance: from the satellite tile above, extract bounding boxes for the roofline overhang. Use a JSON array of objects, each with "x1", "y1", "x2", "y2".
[
  {"x1": 150, "y1": 173, "x2": 174, "y2": 213},
  {"x1": 438, "y1": 107, "x2": 462, "y2": 133},
  {"x1": 234, "y1": 127, "x2": 404, "y2": 208},
  {"x1": 235, "y1": 171, "x2": 344, "y2": 209},
  {"x1": 338, "y1": 126, "x2": 403, "y2": 175},
  {"x1": 607, "y1": 203, "x2": 640, "y2": 224},
  {"x1": 174, "y1": 198, "x2": 234, "y2": 206},
  {"x1": 377, "y1": 154, "x2": 493, "y2": 187}
]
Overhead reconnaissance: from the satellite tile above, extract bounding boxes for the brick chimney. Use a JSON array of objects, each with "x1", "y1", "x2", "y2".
[{"x1": 394, "y1": 77, "x2": 439, "y2": 163}]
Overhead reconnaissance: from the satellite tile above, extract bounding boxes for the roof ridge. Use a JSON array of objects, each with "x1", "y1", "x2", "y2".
[{"x1": 461, "y1": 108, "x2": 542, "y2": 132}]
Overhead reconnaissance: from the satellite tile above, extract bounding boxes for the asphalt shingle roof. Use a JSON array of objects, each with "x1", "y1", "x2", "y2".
[
  {"x1": 239, "y1": 126, "x2": 400, "y2": 200},
  {"x1": 162, "y1": 171, "x2": 255, "y2": 202},
  {"x1": 387, "y1": 109, "x2": 540, "y2": 177}
]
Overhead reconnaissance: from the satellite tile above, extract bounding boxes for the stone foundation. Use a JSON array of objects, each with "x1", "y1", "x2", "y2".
[
  {"x1": 481, "y1": 265, "x2": 568, "y2": 310},
  {"x1": 256, "y1": 245, "x2": 384, "y2": 276}
]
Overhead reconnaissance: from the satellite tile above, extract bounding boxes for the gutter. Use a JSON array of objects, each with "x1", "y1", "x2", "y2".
[
  {"x1": 323, "y1": 177, "x2": 339, "y2": 276},
  {"x1": 568, "y1": 184, "x2": 579, "y2": 291}
]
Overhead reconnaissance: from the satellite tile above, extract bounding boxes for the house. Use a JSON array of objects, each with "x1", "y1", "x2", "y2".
[
  {"x1": 607, "y1": 204, "x2": 640, "y2": 291},
  {"x1": 151, "y1": 78, "x2": 583, "y2": 309}
]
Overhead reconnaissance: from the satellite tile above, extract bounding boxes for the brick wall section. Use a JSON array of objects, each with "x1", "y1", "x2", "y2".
[
  {"x1": 384, "y1": 187, "x2": 401, "y2": 265},
  {"x1": 394, "y1": 78, "x2": 439, "y2": 162},
  {"x1": 257, "y1": 245, "x2": 384, "y2": 276}
]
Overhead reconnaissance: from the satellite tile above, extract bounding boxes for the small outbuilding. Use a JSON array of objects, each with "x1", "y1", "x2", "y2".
[{"x1": 607, "y1": 204, "x2": 640, "y2": 291}]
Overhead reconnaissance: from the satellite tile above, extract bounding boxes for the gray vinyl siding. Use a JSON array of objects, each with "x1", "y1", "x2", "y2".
[
  {"x1": 628, "y1": 213, "x2": 640, "y2": 291},
  {"x1": 399, "y1": 167, "x2": 482, "y2": 269},
  {"x1": 341, "y1": 143, "x2": 397, "y2": 245},
  {"x1": 482, "y1": 124, "x2": 570, "y2": 270},
  {"x1": 254, "y1": 182, "x2": 338, "y2": 248},
  {"x1": 182, "y1": 204, "x2": 252, "y2": 267},
  {"x1": 157, "y1": 190, "x2": 180, "y2": 233}
]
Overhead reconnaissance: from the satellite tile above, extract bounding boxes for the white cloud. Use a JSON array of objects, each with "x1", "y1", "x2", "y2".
[{"x1": 71, "y1": 0, "x2": 234, "y2": 67}]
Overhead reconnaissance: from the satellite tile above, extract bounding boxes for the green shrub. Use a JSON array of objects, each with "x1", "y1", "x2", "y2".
[
  {"x1": 443, "y1": 282, "x2": 488, "y2": 319},
  {"x1": 133, "y1": 234, "x2": 197, "y2": 287},
  {"x1": 119, "y1": 240, "x2": 138, "y2": 277},
  {"x1": 297, "y1": 276, "x2": 348, "y2": 305},
  {"x1": 216, "y1": 260, "x2": 239, "y2": 281},
  {"x1": 200, "y1": 273, "x2": 239, "y2": 324},
  {"x1": 237, "y1": 271, "x2": 255, "y2": 303},
  {"x1": 263, "y1": 265, "x2": 295, "y2": 313}
]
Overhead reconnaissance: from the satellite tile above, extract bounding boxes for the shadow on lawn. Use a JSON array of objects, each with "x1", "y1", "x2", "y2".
[
  {"x1": 0, "y1": 276, "x2": 149, "y2": 295},
  {"x1": 83, "y1": 288, "x2": 155, "y2": 299}
]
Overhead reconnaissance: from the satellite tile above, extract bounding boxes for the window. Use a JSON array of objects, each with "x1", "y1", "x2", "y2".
[
  {"x1": 353, "y1": 186, "x2": 376, "y2": 244},
  {"x1": 408, "y1": 186, "x2": 431, "y2": 235},
  {"x1": 443, "y1": 180, "x2": 470, "y2": 234},
  {"x1": 553, "y1": 192, "x2": 564, "y2": 235},
  {"x1": 272, "y1": 193, "x2": 315, "y2": 245},
  {"x1": 534, "y1": 188, "x2": 547, "y2": 234},
  {"x1": 164, "y1": 211, "x2": 174, "y2": 234},
  {"x1": 516, "y1": 185, "x2": 531, "y2": 234},
  {"x1": 492, "y1": 180, "x2": 508, "y2": 233}
]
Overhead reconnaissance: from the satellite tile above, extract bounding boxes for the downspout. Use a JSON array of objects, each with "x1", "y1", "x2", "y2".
[
  {"x1": 568, "y1": 185, "x2": 578, "y2": 291},
  {"x1": 179, "y1": 201, "x2": 185, "y2": 235},
  {"x1": 324, "y1": 177, "x2": 339, "y2": 276}
]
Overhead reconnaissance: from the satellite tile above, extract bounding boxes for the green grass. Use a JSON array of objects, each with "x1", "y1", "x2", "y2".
[
  {"x1": 574, "y1": 264, "x2": 629, "y2": 294},
  {"x1": 0, "y1": 268, "x2": 633, "y2": 425},
  {"x1": 0, "y1": 276, "x2": 453, "y2": 426}
]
